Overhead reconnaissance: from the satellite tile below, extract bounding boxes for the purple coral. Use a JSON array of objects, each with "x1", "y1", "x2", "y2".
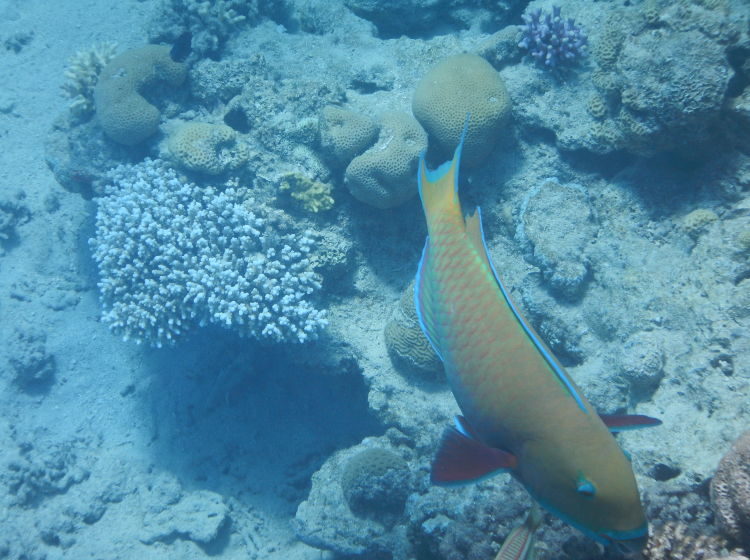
[{"x1": 519, "y1": 6, "x2": 587, "y2": 68}]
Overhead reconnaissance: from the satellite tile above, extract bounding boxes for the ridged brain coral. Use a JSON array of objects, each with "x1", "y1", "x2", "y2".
[
  {"x1": 94, "y1": 45, "x2": 186, "y2": 145},
  {"x1": 412, "y1": 53, "x2": 511, "y2": 167},
  {"x1": 384, "y1": 280, "x2": 443, "y2": 378}
]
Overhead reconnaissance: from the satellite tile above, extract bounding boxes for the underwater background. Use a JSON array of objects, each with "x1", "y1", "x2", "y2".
[{"x1": 0, "y1": 0, "x2": 749, "y2": 558}]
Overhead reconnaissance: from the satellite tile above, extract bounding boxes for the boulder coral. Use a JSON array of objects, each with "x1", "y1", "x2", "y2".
[
  {"x1": 167, "y1": 122, "x2": 248, "y2": 175},
  {"x1": 340, "y1": 447, "x2": 411, "y2": 518},
  {"x1": 94, "y1": 45, "x2": 186, "y2": 145},
  {"x1": 412, "y1": 53, "x2": 511, "y2": 167},
  {"x1": 344, "y1": 111, "x2": 427, "y2": 209},
  {"x1": 319, "y1": 105, "x2": 379, "y2": 166},
  {"x1": 711, "y1": 430, "x2": 750, "y2": 547}
]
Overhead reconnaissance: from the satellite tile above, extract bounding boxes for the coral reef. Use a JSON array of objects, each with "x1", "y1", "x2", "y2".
[
  {"x1": 4, "y1": 440, "x2": 89, "y2": 507},
  {"x1": 61, "y1": 42, "x2": 118, "y2": 120},
  {"x1": 519, "y1": 6, "x2": 588, "y2": 67},
  {"x1": 140, "y1": 488, "x2": 228, "y2": 545},
  {"x1": 166, "y1": 122, "x2": 249, "y2": 175},
  {"x1": 516, "y1": 178, "x2": 595, "y2": 300},
  {"x1": 149, "y1": 0, "x2": 288, "y2": 57},
  {"x1": 617, "y1": 330, "x2": 665, "y2": 405},
  {"x1": 342, "y1": 0, "x2": 506, "y2": 38},
  {"x1": 412, "y1": 53, "x2": 511, "y2": 166},
  {"x1": 278, "y1": 172, "x2": 334, "y2": 213},
  {"x1": 90, "y1": 159, "x2": 327, "y2": 346},
  {"x1": 344, "y1": 111, "x2": 427, "y2": 208},
  {"x1": 0, "y1": 189, "x2": 30, "y2": 249},
  {"x1": 683, "y1": 208, "x2": 720, "y2": 240},
  {"x1": 384, "y1": 280, "x2": 443, "y2": 379},
  {"x1": 93, "y1": 45, "x2": 187, "y2": 145},
  {"x1": 644, "y1": 522, "x2": 727, "y2": 560},
  {"x1": 294, "y1": 434, "x2": 416, "y2": 558},
  {"x1": 711, "y1": 430, "x2": 750, "y2": 548},
  {"x1": 6, "y1": 324, "x2": 56, "y2": 390}
]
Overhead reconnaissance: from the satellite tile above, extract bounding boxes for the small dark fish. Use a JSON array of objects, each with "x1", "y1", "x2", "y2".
[{"x1": 170, "y1": 32, "x2": 192, "y2": 63}]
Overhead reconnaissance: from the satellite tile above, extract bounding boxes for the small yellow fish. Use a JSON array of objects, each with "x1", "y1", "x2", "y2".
[{"x1": 495, "y1": 505, "x2": 543, "y2": 560}]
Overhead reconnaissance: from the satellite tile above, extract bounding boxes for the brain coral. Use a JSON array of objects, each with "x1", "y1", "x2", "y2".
[
  {"x1": 344, "y1": 111, "x2": 427, "y2": 209},
  {"x1": 412, "y1": 53, "x2": 511, "y2": 167},
  {"x1": 94, "y1": 45, "x2": 186, "y2": 145},
  {"x1": 168, "y1": 122, "x2": 248, "y2": 175},
  {"x1": 385, "y1": 280, "x2": 443, "y2": 379},
  {"x1": 711, "y1": 430, "x2": 750, "y2": 547},
  {"x1": 319, "y1": 106, "x2": 379, "y2": 165},
  {"x1": 341, "y1": 447, "x2": 411, "y2": 518},
  {"x1": 90, "y1": 159, "x2": 327, "y2": 347}
]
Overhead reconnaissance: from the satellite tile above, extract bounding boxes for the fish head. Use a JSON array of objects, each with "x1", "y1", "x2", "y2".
[{"x1": 523, "y1": 439, "x2": 649, "y2": 552}]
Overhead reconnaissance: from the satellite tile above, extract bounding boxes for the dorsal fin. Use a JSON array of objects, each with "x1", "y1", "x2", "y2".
[{"x1": 414, "y1": 238, "x2": 444, "y2": 361}]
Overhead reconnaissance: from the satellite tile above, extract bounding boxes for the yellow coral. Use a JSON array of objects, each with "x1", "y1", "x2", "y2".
[{"x1": 279, "y1": 173, "x2": 334, "y2": 213}]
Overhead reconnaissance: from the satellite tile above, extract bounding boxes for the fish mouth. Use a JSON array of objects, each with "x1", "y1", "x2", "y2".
[{"x1": 603, "y1": 531, "x2": 649, "y2": 557}]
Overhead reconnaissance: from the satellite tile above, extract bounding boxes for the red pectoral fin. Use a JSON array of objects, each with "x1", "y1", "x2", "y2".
[
  {"x1": 431, "y1": 426, "x2": 517, "y2": 485},
  {"x1": 600, "y1": 414, "x2": 662, "y2": 432}
]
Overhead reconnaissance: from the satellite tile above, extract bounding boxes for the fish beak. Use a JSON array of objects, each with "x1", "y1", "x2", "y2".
[{"x1": 609, "y1": 534, "x2": 649, "y2": 558}]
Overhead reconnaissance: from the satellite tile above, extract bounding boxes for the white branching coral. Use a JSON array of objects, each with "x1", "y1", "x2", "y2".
[
  {"x1": 90, "y1": 159, "x2": 327, "y2": 347},
  {"x1": 61, "y1": 42, "x2": 118, "y2": 119}
]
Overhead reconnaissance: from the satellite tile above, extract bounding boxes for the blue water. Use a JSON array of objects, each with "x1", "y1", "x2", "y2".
[{"x1": 0, "y1": 0, "x2": 748, "y2": 558}]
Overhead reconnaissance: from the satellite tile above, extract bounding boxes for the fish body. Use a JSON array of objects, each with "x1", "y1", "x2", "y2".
[
  {"x1": 495, "y1": 505, "x2": 543, "y2": 560},
  {"x1": 415, "y1": 131, "x2": 654, "y2": 550}
]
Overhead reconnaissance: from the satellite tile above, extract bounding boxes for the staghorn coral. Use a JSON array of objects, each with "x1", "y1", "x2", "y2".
[
  {"x1": 644, "y1": 522, "x2": 727, "y2": 560},
  {"x1": 519, "y1": 6, "x2": 588, "y2": 68},
  {"x1": 712, "y1": 430, "x2": 750, "y2": 548},
  {"x1": 61, "y1": 42, "x2": 118, "y2": 120},
  {"x1": 90, "y1": 159, "x2": 327, "y2": 347}
]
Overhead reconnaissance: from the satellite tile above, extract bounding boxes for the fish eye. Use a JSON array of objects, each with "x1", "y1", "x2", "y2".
[{"x1": 576, "y1": 478, "x2": 596, "y2": 498}]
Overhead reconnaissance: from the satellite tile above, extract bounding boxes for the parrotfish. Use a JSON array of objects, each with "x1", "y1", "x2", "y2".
[
  {"x1": 415, "y1": 125, "x2": 660, "y2": 552},
  {"x1": 495, "y1": 504, "x2": 543, "y2": 560}
]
